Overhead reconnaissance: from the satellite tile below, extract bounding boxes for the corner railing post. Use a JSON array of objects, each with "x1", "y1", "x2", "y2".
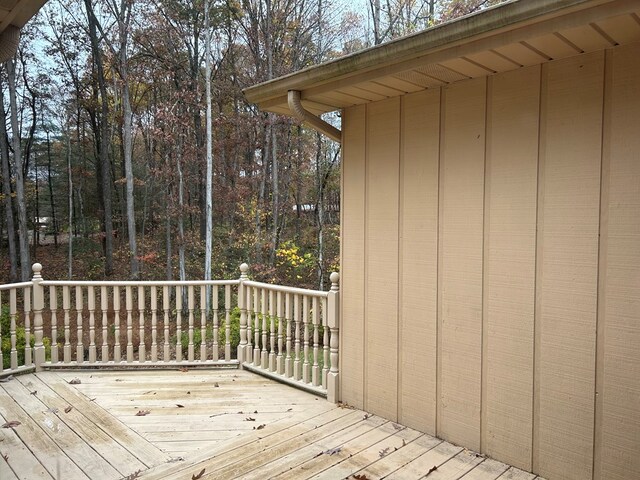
[
  {"x1": 32, "y1": 263, "x2": 45, "y2": 371},
  {"x1": 326, "y1": 272, "x2": 340, "y2": 403},
  {"x1": 237, "y1": 263, "x2": 249, "y2": 364}
]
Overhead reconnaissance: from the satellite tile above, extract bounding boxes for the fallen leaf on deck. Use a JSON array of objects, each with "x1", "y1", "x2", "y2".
[
  {"x1": 237, "y1": 411, "x2": 243, "y2": 414},
  {"x1": 46, "y1": 408, "x2": 59, "y2": 414},
  {"x1": 168, "y1": 457, "x2": 184, "y2": 463},
  {"x1": 352, "y1": 474, "x2": 370, "y2": 480},
  {"x1": 115, "y1": 379, "x2": 124, "y2": 382},
  {"x1": 192, "y1": 468, "x2": 205, "y2": 479},
  {"x1": 135, "y1": 410, "x2": 150, "y2": 416},
  {"x1": 30, "y1": 391, "x2": 38, "y2": 395},
  {"x1": 392, "y1": 423, "x2": 402, "y2": 430},
  {"x1": 363, "y1": 413, "x2": 371, "y2": 420},
  {"x1": 2, "y1": 421, "x2": 21, "y2": 428},
  {"x1": 179, "y1": 367, "x2": 189, "y2": 372},
  {"x1": 254, "y1": 424, "x2": 266, "y2": 430},
  {"x1": 0, "y1": 376, "x2": 14, "y2": 383},
  {"x1": 214, "y1": 382, "x2": 219, "y2": 387},
  {"x1": 1, "y1": 452, "x2": 8, "y2": 461},
  {"x1": 287, "y1": 408, "x2": 292, "y2": 412},
  {"x1": 123, "y1": 469, "x2": 142, "y2": 479},
  {"x1": 89, "y1": 398, "x2": 97, "y2": 402},
  {"x1": 379, "y1": 447, "x2": 390, "y2": 458},
  {"x1": 402, "y1": 439, "x2": 406, "y2": 446},
  {"x1": 187, "y1": 391, "x2": 191, "y2": 394},
  {"x1": 245, "y1": 417, "x2": 255, "y2": 421},
  {"x1": 64, "y1": 406, "x2": 73, "y2": 413},
  {"x1": 176, "y1": 404, "x2": 185, "y2": 408},
  {"x1": 425, "y1": 465, "x2": 438, "y2": 476},
  {"x1": 253, "y1": 410, "x2": 258, "y2": 414},
  {"x1": 68, "y1": 378, "x2": 81, "y2": 385},
  {"x1": 324, "y1": 447, "x2": 341, "y2": 456}
]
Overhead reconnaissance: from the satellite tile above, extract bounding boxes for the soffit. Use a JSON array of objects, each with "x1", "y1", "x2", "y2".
[
  {"x1": 0, "y1": 0, "x2": 47, "y2": 33},
  {"x1": 244, "y1": 0, "x2": 640, "y2": 116}
]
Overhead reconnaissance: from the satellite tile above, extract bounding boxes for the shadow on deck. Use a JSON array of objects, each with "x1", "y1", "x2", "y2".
[{"x1": 0, "y1": 370, "x2": 542, "y2": 480}]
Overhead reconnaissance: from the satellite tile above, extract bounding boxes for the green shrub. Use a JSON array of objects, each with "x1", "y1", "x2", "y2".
[{"x1": 173, "y1": 307, "x2": 241, "y2": 358}]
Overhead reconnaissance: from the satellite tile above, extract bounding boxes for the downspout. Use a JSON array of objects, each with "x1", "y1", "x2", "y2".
[{"x1": 288, "y1": 90, "x2": 341, "y2": 143}]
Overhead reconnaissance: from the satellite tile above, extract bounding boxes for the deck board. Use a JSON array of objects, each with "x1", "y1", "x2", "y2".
[{"x1": 3, "y1": 370, "x2": 540, "y2": 479}]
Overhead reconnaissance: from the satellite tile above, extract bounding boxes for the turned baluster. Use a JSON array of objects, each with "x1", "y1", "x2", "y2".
[
  {"x1": 163, "y1": 286, "x2": 170, "y2": 361},
  {"x1": 88, "y1": 286, "x2": 96, "y2": 363},
  {"x1": 187, "y1": 285, "x2": 195, "y2": 362},
  {"x1": 126, "y1": 286, "x2": 134, "y2": 362},
  {"x1": 0, "y1": 292, "x2": 3, "y2": 368},
  {"x1": 327, "y1": 272, "x2": 340, "y2": 403},
  {"x1": 260, "y1": 288, "x2": 268, "y2": 367},
  {"x1": 225, "y1": 284, "x2": 231, "y2": 361},
  {"x1": 322, "y1": 297, "x2": 329, "y2": 389},
  {"x1": 285, "y1": 293, "x2": 292, "y2": 378},
  {"x1": 212, "y1": 285, "x2": 219, "y2": 361},
  {"x1": 151, "y1": 286, "x2": 158, "y2": 362},
  {"x1": 276, "y1": 291, "x2": 284, "y2": 374},
  {"x1": 200, "y1": 285, "x2": 207, "y2": 361},
  {"x1": 101, "y1": 286, "x2": 109, "y2": 362},
  {"x1": 138, "y1": 286, "x2": 146, "y2": 362},
  {"x1": 252, "y1": 287, "x2": 260, "y2": 366},
  {"x1": 24, "y1": 286, "x2": 32, "y2": 365},
  {"x1": 245, "y1": 285, "x2": 253, "y2": 354},
  {"x1": 75, "y1": 286, "x2": 83, "y2": 363},
  {"x1": 113, "y1": 286, "x2": 121, "y2": 362},
  {"x1": 9, "y1": 289, "x2": 17, "y2": 369},
  {"x1": 312, "y1": 296, "x2": 320, "y2": 386},
  {"x1": 238, "y1": 263, "x2": 249, "y2": 363},
  {"x1": 50, "y1": 286, "x2": 58, "y2": 364},
  {"x1": 175, "y1": 287, "x2": 183, "y2": 362},
  {"x1": 268, "y1": 289, "x2": 276, "y2": 371},
  {"x1": 293, "y1": 294, "x2": 301, "y2": 381},
  {"x1": 302, "y1": 295, "x2": 310, "y2": 384},
  {"x1": 62, "y1": 286, "x2": 71, "y2": 363}
]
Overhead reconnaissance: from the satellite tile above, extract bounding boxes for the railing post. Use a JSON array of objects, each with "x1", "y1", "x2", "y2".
[
  {"x1": 326, "y1": 272, "x2": 340, "y2": 403},
  {"x1": 237, "y1": 263, "x2": 249, "y2": 364},
  {"x1": 32, "y1": 263, "x2": 45, "y2": 371}
]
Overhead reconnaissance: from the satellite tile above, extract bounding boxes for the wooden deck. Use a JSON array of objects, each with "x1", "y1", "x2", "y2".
[{"x1": 0, "y1": 370, "x2": 544, "y2": 480}]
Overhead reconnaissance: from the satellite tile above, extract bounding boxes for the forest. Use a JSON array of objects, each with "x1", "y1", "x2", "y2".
[{"x1": 0, "y1": 0, "x2": 500, "y2": 289}]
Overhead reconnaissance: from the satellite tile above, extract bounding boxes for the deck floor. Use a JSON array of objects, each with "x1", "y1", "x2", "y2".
[{"x1": 0, "y1": 370, "x2": 543, "y2": 480}]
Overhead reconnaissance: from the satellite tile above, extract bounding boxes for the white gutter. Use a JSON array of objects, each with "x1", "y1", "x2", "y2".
[{"x1": 287, "y1": 90, "x2": 341, "y2": 143}]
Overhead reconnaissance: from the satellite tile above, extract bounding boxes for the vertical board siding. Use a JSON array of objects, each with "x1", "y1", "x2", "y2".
[
  {"x1": 341, "y1": 105, "x2": 366, "y2": 409},
  {"x1": 339, "y1": 44, "x2": 638, "y2": 480},
  {"x1": 399, "y1": 90, "x2": 440, "y2": 434},
  {"x1": 597, "y1": 42, "x2": 640, "y2": 480},
  {"x1": 535, "y1": 51, "x2": 604, "y2": 480},
  {"x1": 365, "y1": 98, "x2": 400, "y2": 420},
  {"x1": 483, "y1": 66, "x2": 540, "y2": 471},
  {"x1": 438, "y1": 77, "x2": 486, "y2": 451}
]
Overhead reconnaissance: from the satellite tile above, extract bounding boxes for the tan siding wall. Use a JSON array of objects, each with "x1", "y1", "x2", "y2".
[
  {"x1": 340, "y1": 42, "x2": 640, "y2": 480},
  {"x1": 438, "y1": 78, "x2": 486, "y2": 451},
  {"x1": 483, "y1": 66, "x2": 540, "y2": 470},
  {"x1": 398, "y1": 90, "x2": 439, "y2": 434}
]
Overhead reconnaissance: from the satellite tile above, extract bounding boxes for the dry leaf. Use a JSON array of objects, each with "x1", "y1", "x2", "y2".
[
  {"x1": 245, "y1": 417, "x2": 255, "y2": 422},
  {"x1": 254, "y1": 424, "x2": 266, "y2": 430},
  {"x1": 115, "y1": 379, "x2": 124, "y2": 382},
  {"x1": 352, "y1": 475, "x2": 370, "y2": 480},
  {"x1": 123, "y1": 469, "x2": 142, "y2": 479},
  {"x1": 324, "y1": 447, "x2": 341, "y2": 456},
  {"x1": 1, "y1": 452, "x2": 8, "y2": 461},
  {"x1": 46, "y1": 408, "x2": 59, "y2": 414},
  {"x1": 135, "y1": 410, "x2": 150, "y2": 416},
  {"x1": 187, "y1": 391, "x2": 191, "y2": 394},
  {"x1": 287, "y1": 408, "x2": 292, "y2": 412},
  {"x1": 64, "y1": 406, "x2": 73, "y2": 413},
  {"x1": 254, "y1": 410, "x2": 258, "y2": 414},
  {"x1": 0, "y1": 375, "x2": 14, "y2": 383},
  {"x1": 176, "y1": 404, "x2": 185, "y2": 408},
  {"x1": 214, "y1": 382, "x2": 219, "y2": 387},
  {"x1": 192, "y1": 468, "x2": 205, "y2": 479},
  {"x1": 379, "y1": 447, "x2": 390, "y2": 458},
  {"x1": 392, "y1": 423, "x2": 402, "y2": 430},
  {"x1": 30, "y1": 390, "x2": 38, "y2": 395},
  {"x1": 425, "y1": 465, "x2": 438, "y2": 476},
  {"x1": 68, "y1": 378, "x2": 81, "y2": 385},
  {"x1": 402, "y1": 439, "x2": 406, "y2": 446},
  {"x1": 2, "y1": 421, "x2": 21, "y2": 429},
  {"x1": 179, "y1": 367, "x2": 189, "y2": 372},
  {"x1": 363, "y1": 413, "x2": 371, "y2": 420}
]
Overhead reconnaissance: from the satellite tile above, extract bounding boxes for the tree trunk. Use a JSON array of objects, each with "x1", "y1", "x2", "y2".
[
  {"x1": 204, "y1": 0, "x2": 213, "y2": 283},
  {"x1": 45, "y1": 128, "x2": 58, "y2": 247},
  {"x1": 0, "y1": 84, "x2": 17, "y2": 282},
  {"x1": 67, "y1": 119, "x2": 74, "y2": 279},
  {"x1": 6, "y1": 58, "x2": 31, "y2": 280}
]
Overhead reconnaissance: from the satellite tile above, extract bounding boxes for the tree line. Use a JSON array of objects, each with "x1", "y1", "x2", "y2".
[{"x1": 0, "y1": 0, "x2": 500, "y2": 287}]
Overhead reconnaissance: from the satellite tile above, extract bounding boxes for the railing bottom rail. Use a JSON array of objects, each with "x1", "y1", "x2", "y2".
[
  {"x1": 0, "y1": 365, "x2": 35, "y2": 378},
  {"x1": 41, "y1": 360, "x2": 240, "y2": 370},
  {"x1": 242, "y1": 362, "x2": 327, "y2": 398}
]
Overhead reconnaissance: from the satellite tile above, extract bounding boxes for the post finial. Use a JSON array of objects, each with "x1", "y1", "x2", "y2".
[
  {"x1": 330, "y1": 272, "x2": 340, "y2": 291},
  {"x1": 240, "y1": 263, "x2": 249, "y2": 279},
  {"x1": 32, "y1": 263, "x2": 43, "y2": 280}
]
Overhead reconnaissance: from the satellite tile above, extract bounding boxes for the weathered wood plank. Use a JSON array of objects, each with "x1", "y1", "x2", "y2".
[
  {"x1": 384, "y1": 439, "x2": 463, "y2": 479},
  {"x1": 37, "y1": 371, "x2": 170, "y2": 468},
  {"x1": 497, "y1": 466, "x2": 537, "y2": 479},
  {"x1": 0, "y1": 386, "x2": 89, "y2": 479},
  {"x1": 0, "y1": 410, "x2": 52, "y2": 479},
  {"x1": 19, "y1": 374, "x2": 147, "y2": 475},
  {"x1": 460, "y1": 458, "x2": 510, "y2": 479},
  {"x1": 309, "y1": 423, "x2": 423, "y2": 480}
]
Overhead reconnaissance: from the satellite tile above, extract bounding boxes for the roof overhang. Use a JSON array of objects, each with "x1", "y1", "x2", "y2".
[
  {"x1": 244, "y1": 0, "x2": 640, "y2": 117},
  {"x1": 0, "y1": 0, "x2": 48, "y2": 62}
]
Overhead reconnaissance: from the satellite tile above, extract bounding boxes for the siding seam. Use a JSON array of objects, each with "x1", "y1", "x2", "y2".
[{"x1": 397, "y1": 97, "x2": 404, "y2": 424}]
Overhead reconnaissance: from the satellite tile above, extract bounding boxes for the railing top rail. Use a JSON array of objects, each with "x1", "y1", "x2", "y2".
[
  {"x1": 242, "y1": 280, "x2": 329, "y2": 298},
  {"x1": 0, "y1": 281, "x2": 33, "y2": 291},
  {"x1": 40, "y1": 279, "x2": 240, "y2": 288}
]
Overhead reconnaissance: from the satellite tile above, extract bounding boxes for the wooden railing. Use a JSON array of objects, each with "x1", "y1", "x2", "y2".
[{"x1": 0, "y1": 263, "x2": 340, "y2": 402}]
